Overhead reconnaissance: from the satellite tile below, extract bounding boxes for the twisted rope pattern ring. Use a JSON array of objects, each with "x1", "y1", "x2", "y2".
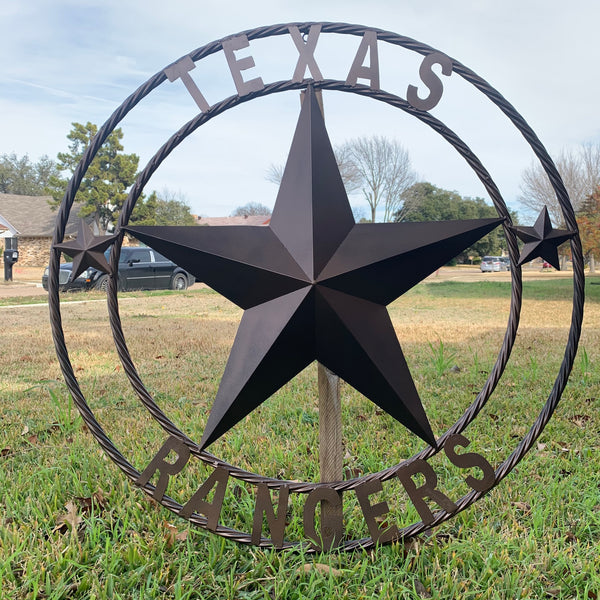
[{"x1": 48, "y1": 23, "x2": 584, "y2": 550}]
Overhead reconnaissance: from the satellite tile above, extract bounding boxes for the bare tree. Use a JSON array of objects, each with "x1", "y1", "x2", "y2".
[
  {"x1": 332, "y1": 144, "x2": 362, "y2": 195},
  {"x1": 519, "y1": 143, "x2": 600, "y2": 226},
  {"x1": 231, "y1": 201, "x2": 272, "y2": 217},
  {"x1": 265, "y1": 136, "x2": 415, "y2": 222},
  {"x1": 265, "y1": 163, "x2": 284, "y2": 186},
  {"x1": 351, "y1": 204, "x2": 367, "y2": 223},
  {"x1": 581, "y1": 142, "x2": 600, "y2": 190},
  {"x1": 265, "y1": 146, "x2": 361, "y2": 195},
  {"x1": 339, "y1": 136, "x2": 417, "y2": 222}
]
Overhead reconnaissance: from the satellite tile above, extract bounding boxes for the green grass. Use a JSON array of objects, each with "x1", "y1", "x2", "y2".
[
  {"x1": 1, "y1": 278, "x2": 599, "y2": 599},
  {"x1": 410, "y1": 275, "x2": 600, "y2": 301}
]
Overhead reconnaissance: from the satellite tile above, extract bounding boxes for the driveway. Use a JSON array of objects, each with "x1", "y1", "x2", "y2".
[{"x1": 0, "y1": 281, "x2": 48, "y2": 298}]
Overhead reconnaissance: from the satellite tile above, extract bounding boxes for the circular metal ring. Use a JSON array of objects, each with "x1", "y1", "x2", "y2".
[{"x1": 48, "y1": 22, "x2": 584, "y2": 550}]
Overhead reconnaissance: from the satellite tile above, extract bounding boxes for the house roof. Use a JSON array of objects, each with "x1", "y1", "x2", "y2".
[
  {"x1": 0, "y1": 193, "x2": 82, "y2": 237},
  {"x1": 194, "y1": 215, "x2": 271, "y2": 226}
]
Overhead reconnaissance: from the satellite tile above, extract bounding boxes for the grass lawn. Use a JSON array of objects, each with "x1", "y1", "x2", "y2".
[{"x1": 1, "y1": 277, "x2": 599, "y2": 599}]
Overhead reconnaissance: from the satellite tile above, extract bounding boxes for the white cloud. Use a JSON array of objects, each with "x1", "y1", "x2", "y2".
[{"x1": 1, "y1": 0, "x2": 598, "y2": 217}]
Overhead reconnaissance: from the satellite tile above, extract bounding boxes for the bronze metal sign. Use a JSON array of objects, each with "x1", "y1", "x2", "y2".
[{"x1": 48, "y1": 23, "x2": 584, "y2": 551}]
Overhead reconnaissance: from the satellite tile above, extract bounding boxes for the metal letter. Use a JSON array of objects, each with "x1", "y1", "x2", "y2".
[
  {"x1": 355, "y1": 479, "x2": 398, "y2": 544},
  {"x1": 303, "y1": 487, "x2": 343, "y2": 550},
  {"x1": 179, "y1": 467, "x2": 229, "y2": 530},
  {"x1": 251, "y1": 484, "x2": 290, "y2": 547},
  {"x1": 289, "y1": 24, "x2": 323, "y2": 83},
  {"x1": 222, "y1": 34, "x2": 265, "y2": 96},
  {"x1": 136, "y1": 436, "x2": 190, "y2": 501},
  {"x1": 396, "y1": 459, "x2": 457, "y2": 526},
  {"x1": 163, "y1": 56, "x2": 210, "y2": 112},
  {"x1": 444, "y1": 434, "x2": 495, "y2": 492},
  {"x1": 406, "y1": 52, "x2": 453, "y2": 111},
  {"x1": 345, "y1": 30, "x2": 380, "y2": 90}
]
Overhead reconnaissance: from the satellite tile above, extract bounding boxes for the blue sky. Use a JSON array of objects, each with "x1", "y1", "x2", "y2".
[{"x1": 1, "y1": 0, "x2": 598, "y2": 219}]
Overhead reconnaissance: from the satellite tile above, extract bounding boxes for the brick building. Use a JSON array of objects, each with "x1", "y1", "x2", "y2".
[{"x1": 0, "y1": 194, "x2": 84, "y2": 266}]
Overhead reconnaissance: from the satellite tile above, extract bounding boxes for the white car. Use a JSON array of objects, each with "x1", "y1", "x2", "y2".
[{"x1": 480, "y1": 256, "x2": 510, "y2": 272}]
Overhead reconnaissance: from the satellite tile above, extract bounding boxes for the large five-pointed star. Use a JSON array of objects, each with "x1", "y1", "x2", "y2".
[
  {"x1": 514, "y1": 206, "x2": 574, "y2": 270},
  {"x1": 124, "y1": 86, "x2": 503, "y2": 451},
  {"x1": 54, "y1": 219, "x2": 117, "y2": 280}
]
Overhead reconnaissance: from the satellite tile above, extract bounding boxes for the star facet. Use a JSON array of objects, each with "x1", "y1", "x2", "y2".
[
  {"x1": 53, "y1": 220, "x2": 117, "y2": 279},
  {"x1": 514, "y1": 206, "x2": 574, "y2": 270},
  {"x1": 124, "y1": 86, "x2": 503, "y2": 451}
]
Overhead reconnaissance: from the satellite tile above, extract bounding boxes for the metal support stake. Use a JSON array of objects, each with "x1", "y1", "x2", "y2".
[{"x1": 318, "y1": 363, "x2": 343, "y2": 482}]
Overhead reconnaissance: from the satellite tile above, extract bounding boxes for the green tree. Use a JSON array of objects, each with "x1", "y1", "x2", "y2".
[
  {"x1": 397, "y1": 182, "x2": 515, "y2": 262},
  {"x1": 0, "y1": 153, "x2": 59, "y2": 195},
  {"x1": 47, "y1": 122, "x2": 139, "y2": 232},
  {"x1": 131, "y1": 190, "x2": 196, "y2": 226}
]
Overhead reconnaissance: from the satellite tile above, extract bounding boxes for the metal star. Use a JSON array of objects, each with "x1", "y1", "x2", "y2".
[
  {"x1": 53, "y1": 220, "x2": 117, "y2": 280},
  {"x1": 124, "y1": 86, "x2": 503, "y2": 451},
  {"x1": 514, "y1": 206, "x2": 574, "y2": 270}
]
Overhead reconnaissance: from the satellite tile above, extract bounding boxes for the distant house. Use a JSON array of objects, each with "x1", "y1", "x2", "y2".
[
  {"x1": 194, "y1": 215, "x2": 271, "y2": 226},
  {"x1": 0, "y1": 193, "x2": 84, "y2": 266}
]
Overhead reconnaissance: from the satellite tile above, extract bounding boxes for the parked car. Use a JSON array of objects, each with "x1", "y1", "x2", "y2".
[
  {"x1": 480, "y1": 256, "x2": 510, "y2": 272},
  {"x1": 42, "y1": 246, "x2": 195, "y2": 292},
  {"x1": 500, "y1": 256, "x2": 511, "y2": 270}
]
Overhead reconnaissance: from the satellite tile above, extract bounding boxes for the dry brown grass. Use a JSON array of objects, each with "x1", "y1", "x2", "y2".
[
  {"x1": 3, "y1": 282, "x2": 596, "y2": 451},
  {"x1": 3, "y1": 284, "x2": 596, "y2": 394}
]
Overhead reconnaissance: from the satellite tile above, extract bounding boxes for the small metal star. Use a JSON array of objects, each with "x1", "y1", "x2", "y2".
[
  {"x1": 53, "y1": 220, "x2": 117, "y2": 280},
  {"x1": 514, "y1": 207, "x2": 574, "y2": 270}
]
